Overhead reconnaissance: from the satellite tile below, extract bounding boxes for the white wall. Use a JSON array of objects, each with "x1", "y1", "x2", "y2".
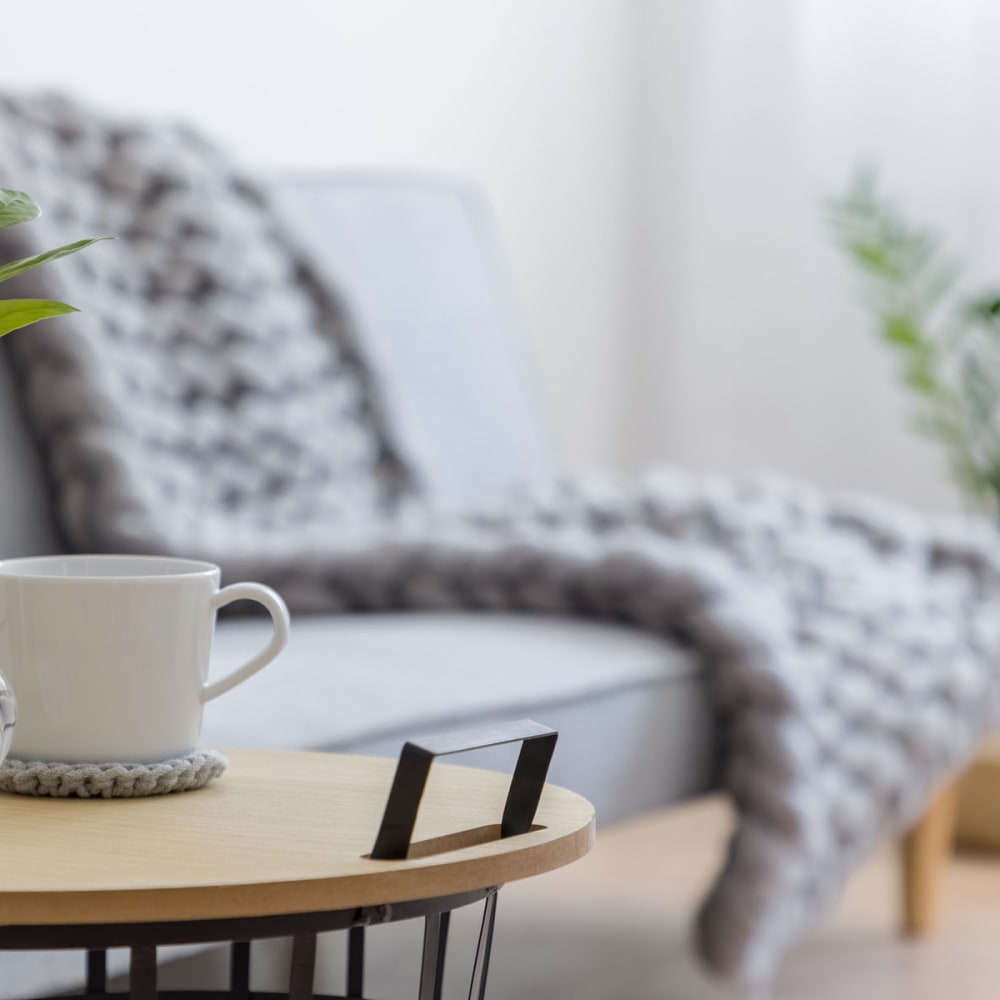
[
  {"x1": 0, "y1": 0, "x2": 640, "y2": 471},
  {"x1": 2, "y1": 2, "x2": 990, "y2": 512},
  {"x1": 636, "y1": 0, "x2": 999, "y2": 512}
]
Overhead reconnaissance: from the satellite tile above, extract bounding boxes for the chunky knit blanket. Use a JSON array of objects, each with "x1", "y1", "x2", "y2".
[{"x1": 2, "y1": 92, "x2": 1000, "y2": 986}]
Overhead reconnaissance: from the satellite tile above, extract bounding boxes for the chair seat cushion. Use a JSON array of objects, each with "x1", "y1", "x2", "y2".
[{"x1": 203, "y1": 612, "x2": 717, "y2": 824}]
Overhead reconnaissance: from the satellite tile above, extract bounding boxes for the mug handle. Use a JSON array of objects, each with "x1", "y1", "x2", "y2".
[{"x1": 201, "y1": 582, "x2": 291, "y2": 703}]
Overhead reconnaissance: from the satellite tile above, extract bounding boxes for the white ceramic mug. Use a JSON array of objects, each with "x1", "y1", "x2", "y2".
[{"x1": 0, "y1": 554, "x2": 290, "y2": 763}]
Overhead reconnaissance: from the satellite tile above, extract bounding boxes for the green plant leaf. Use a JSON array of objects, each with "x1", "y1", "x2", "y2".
[
  {"x1": 0, "y1": 299, "x2": 78, "y2": 338},
  {"x1": 0, "y1": 236, "x2": 112, "y2": 285},
  {"x1": 849, "y1": 242, "x2": 902, "y2": 278},
  {"x1": 0, "y1": 189, "x2": 40, "y2": 229},
  {"x1": 963, "y1": 294, "x2": 1000, "y2": 322},
  {"x1": 883, "y1": 314, "x2": 922, "y2": 348},
  {"x1": 829, "y1": 167, "x2": 1000, "y2": 511}
]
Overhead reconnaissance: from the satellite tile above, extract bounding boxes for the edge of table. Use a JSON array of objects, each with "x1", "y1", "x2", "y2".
[{"x1": 0, "y1": 748, "x2": 596, "y2": 926}]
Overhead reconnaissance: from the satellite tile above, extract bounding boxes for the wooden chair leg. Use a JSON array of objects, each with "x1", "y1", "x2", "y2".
[{"x1": 900, "y1": 781, "x2": 957, "y2": 936}]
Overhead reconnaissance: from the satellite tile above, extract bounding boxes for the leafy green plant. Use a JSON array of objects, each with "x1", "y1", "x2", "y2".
[
  {"x1": 0, "y1": 188, "x2": 108, "y2": 338},
  {"x1": 830, "y1": 170, "x2": 1000, "y2": 518}
]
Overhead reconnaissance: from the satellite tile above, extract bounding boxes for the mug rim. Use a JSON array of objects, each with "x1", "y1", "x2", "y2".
[{"x1": 0, "y1": 554, "x2": 220, "y2": 581}]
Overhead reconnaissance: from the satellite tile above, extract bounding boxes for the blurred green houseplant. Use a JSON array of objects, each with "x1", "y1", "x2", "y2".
[
  {"x1": 0, "y1": 188, "x2": 106, "y2": 338},
  {"x1": 831, "y1": 171, "x2": 1000, "y2": 519}
]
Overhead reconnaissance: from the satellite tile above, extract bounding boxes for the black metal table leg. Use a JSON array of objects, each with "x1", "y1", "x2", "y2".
[
  {"x1": 0, "y1": 889, "x2": 511, "y2": 1000},
  {"x1": 346, "y1": 926, "x2": 365, "y2": 999},
  {"x1": 467, "y1": 890, "x2": 498, "y2": 1000},
  {"x1": 287, "y1": 931, "x2": 317, "y2": 1000},
  {"x1": 87, "y1": 949, "x2": 108, "y2": 994},
  {"x1": 129, "y1": 945, "x2": 158, "y2": 1000},
  {"x1": 230, "y1": 941, "x2": 251, "y2": 1000},
  {"x1": 417, "y1": 910, "x2": 451, "y2": 1000}
]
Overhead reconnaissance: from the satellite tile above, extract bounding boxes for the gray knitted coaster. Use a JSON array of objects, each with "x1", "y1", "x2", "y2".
[{"x1": 0, "y1": 749, "x2": 228, "y2": 798}]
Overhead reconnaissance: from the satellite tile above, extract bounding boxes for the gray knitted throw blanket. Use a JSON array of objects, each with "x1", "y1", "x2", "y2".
[{"x1": 2, "y1": 92, "x2": 1000, "y2": 985}]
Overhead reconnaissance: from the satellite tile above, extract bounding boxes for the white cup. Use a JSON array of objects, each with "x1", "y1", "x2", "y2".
[{"x1": 0, "y1": 554, "x2": 290, "y2": 763}]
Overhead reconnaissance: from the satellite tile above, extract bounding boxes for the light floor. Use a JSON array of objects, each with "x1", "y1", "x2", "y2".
[{"x1": 483, "y1": 795, "x2": 1000, "y2": 999}]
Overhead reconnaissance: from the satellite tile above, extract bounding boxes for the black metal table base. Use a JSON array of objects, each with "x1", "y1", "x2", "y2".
[{"x1": 0, "y1": 888, "x2": 500, "y2": 1000}]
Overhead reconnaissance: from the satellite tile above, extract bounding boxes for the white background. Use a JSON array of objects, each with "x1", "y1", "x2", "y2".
[{"x1": 1, "y1": 0, "x2": 992, "y2": 513}]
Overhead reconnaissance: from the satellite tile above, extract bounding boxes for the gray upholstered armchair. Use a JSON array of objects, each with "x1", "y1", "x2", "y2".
[{"x1": 0, "y1": 172, "x2": 718, "y2": 998}]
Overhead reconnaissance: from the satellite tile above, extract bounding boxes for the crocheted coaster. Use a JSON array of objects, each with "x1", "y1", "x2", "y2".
[{"x1": 0, "y1": 749, "x2": 228, "y2": 798}]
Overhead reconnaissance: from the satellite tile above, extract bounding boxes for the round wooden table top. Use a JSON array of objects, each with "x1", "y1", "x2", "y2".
[{"x1": 0, "y1": 749, "x2": 595, "y2": 927}]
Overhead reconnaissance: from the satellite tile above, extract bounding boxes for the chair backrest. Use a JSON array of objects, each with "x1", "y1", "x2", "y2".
[
  {"x1": 0, "y1": 172, "x2": 559, "y2": 558},
  {"x1": 269, "y1": 172, "x2": 559, "y2": 509}
]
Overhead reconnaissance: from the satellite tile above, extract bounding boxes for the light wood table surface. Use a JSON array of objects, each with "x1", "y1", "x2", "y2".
[
  {"x1": 0, "y1": 748, "x2": 595, "y2": 927},
  {"x1": 0, "y1": 746, "x2": 595, "y2": 1000}
]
